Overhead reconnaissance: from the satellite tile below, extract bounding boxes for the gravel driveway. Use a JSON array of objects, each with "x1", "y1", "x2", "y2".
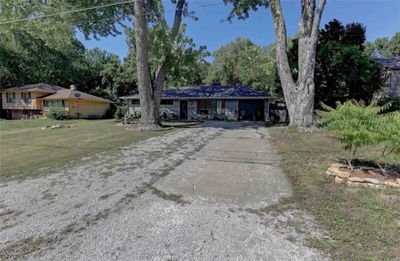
[{"x1": 0, "y1": 122, "x2": 328, "y2": 260}]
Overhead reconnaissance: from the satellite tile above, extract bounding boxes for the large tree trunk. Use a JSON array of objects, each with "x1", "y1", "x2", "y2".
[
  {"x1": 270, "y1": 0, "x2": 326, "y2": 127},
  {"x1": 134, "y1": 0, "x2": 160, "y2": 130},
  {"x1": 133, "y1": 0, "x2": 185, "y2": 130}
]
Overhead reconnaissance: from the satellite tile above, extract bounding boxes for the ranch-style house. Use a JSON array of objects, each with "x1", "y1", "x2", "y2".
[{"x1": 121, "y1": 85, "x2": 270, "y2": 121}]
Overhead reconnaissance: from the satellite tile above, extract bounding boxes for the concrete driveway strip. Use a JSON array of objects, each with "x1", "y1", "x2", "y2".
[
  {"x1": 155, "y1": 121, "x2": 292, "y2": 208},
  {"x1": 0, "y1": 122, "x2": 328, "y2": 260}
]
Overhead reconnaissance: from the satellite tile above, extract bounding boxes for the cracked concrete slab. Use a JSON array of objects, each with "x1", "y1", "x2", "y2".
[{"x1": 155, "y1": 121, "x2": 292, "y2": 208}]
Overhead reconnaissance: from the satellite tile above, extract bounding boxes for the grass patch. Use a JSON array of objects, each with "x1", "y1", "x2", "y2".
[
  {"x1": 0, "y1": 236, "x2": 54, "y2": 260},
  {"x1": 0, "y1": 119, "x2": 168, "y2": 181},
  {"x1": 269, "y1": 127, "x2": 400, "y2": 260},
  {"x1": 161, "y1": 120, "x2": 201, "y2": 128},
  {"x1": 149, "y1": 186, "x2": 188, "y2": 205}
]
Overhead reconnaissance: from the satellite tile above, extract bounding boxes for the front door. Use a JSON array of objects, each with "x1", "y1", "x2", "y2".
[{"x1": 180, "y1": 100, "x2": 188, "y2": 120}]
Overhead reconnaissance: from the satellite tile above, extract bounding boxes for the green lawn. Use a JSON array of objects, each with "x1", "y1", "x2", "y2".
[
  {"x1": 0, "y1": 119, "x2": 168, "y2": 181},
  {"x1": 269, "y1": 127, "x2": 400, "y2": 260}
]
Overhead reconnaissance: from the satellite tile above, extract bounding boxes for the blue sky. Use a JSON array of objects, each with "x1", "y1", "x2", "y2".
[{"x1": 77, "y1": 0, "x2": 400, "y2": 61}]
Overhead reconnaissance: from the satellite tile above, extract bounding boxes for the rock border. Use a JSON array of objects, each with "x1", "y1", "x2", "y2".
[
  {"x1": 326, "y1": 163, "x2": 400, "y2": 189},
  {"x1": 41, "y1": 124, "x2": 73, "y2": 130}
]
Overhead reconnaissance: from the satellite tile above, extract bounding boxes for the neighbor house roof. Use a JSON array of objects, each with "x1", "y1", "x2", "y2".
[
  {"x1": 121, "y1": 86, "x2": 268, "y2": 100},
  {"x1": 43, "y1": 89, "x2": 112, "y2": 103},
  {"x1": 3, "y1": 83, "x2": 65, "y2": 93},
  {"x1": 372, "y1": 58, "x2": 400, "y2": 69}
]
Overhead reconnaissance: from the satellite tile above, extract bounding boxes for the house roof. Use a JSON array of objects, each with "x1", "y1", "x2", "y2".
[
  {"x1": 372, "y1": 57, "x2": 400, "y2": 69},
  {"x1": 3, "y1": 83, "x2": 65, "y2": 93},
  {"x1": 121, "y1": 86, "x2": 268, "y2": 100},
  {"x1": 43, "y1": 89, "x2": 112, "y2": 103}
]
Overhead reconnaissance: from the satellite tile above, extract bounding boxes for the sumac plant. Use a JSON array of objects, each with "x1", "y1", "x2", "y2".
[
  {"x1": 319, "y1": 100, "x2": 395, "y2": 170},
  {"x1": 376, "y1": 111, "x2": 400, "y2": 174}
]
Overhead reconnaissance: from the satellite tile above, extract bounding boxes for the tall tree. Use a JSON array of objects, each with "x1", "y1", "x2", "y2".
[
  {"x1": 226, "y1": 0, "x2": 326, "y2": 127},
  {"x1": 133, "y1": 0, "x2": 186, "y2": 130},
  {"x1": 365, "y1": 32, "x2": 400, "y2": 58},
  {"x1": 125, "y1": 24, "x2": 209, "y2": 89},
  {"x1": 206, "y1": 38, "x2": 276, "y2": 91},
  {"x1": 285, "y1": 19, "x2": 383, "y2": 107}
]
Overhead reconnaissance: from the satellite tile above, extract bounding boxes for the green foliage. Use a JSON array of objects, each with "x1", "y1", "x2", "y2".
[
  {"x1": 365, "y1": 32, "x2": 400, "y2": 58},
  {"x1": 114, "y1": 105, "x2": 127, "y2": 120},
  {"x1": 319, "y1": 101, "x2": 399, "y2": 169},
  {"x1": 285, "y1": 19, "x2": 383, "y2": 107},
  {"x1": 378, "y1": 97, "x2": 400, "y2": 113},
  {"x1": 223, "y1": 0, "x2": 269, "y2": 21},
  {"x1": 46, "y1": 107, "x2": 68, "y2": 120},
  {"x1": 206, "y1": 38, "x2": 276, "y2": 92},
  {"x1": 376, "y1": 111, "x2": 400, "y2": 157},
  {"x1": 125, "y1": 21, "x2": 209, "y2": 88}
]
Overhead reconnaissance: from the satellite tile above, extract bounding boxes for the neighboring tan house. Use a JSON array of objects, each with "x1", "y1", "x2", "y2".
[
  {"x1": 1, "y1": 83, "x2": 112, "y2": 119},
  {"x1": 373, "y1": 57, "x2": 400, "y2": 97},
  {"x1": 121, "y1": 85, "x2": 270, "y2": 121}
]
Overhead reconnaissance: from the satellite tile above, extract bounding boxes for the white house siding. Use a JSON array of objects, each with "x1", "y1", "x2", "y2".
[
  {"x1": 389, "y1": 70, "x2": 400, "y2": 97},
  {"x1": 127, "y1": 100, "x2": 140, "y2": 114},
  {"x1": 160, "y1": 100, "x2": 180, "y2": 118},
  {"x1": 216, "y1": 100, "x2": 222, "y2": 114},
  {"x1": 264, "y1": 99, "x2": 270, "y2": 121},
  {"x1": 224, "y1": 100, "x2": 238, "y2": 120},
  {"x1": 128, "y1": 100, "x2": 180, "y2": 118},
  {"x1": 188, "y1": 100, "x2": 197, "y2": 120}
]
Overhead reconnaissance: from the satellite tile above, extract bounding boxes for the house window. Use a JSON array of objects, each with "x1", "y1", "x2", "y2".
[
  {"x1": 161, "y1": 99, "x2": 173, "y2": 105},
  {"x1": 198, "y1": 100, "x2": 217, "y2": 115},
  {"x1": 6, "y1": 93, "x2": 15, "y2": 103},
  {"x1": 21, "y1": 92, "x2": 31, "y2": 103},
  {"x1": 131, "y1": 100, "x2": 140, "y2": 105},
  {"x1": 45, "y1": 100, "x2": 65, "y2": 107}
]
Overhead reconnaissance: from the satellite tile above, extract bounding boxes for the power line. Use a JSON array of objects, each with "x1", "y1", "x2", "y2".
[
  {"x1": 0, "y1": 1, "x2": 225, "y2": 26},
  {"x1": 0, "y1": 0, "x2": 136, "y2": 25}
]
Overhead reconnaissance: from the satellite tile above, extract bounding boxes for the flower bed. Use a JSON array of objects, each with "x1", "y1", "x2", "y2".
[{"x1": 326, "y1": 163, "x2": 400, "y2": 189}]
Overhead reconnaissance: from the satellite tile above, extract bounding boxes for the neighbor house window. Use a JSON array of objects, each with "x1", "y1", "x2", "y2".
[
  {"x1": 198, "y1": 100, "x2": 217, "y2": 115},
  {"x1": 131, "y1": 100, "x2": 140, "y2": 105},
  {"x1": 21, "y1": 92, "x2": 31, "y2": 103},
  {"x1": 45, "y1": 100, "x2": 65, "y2": 107},
  {"x1": 6, "y1": 92, "x2": 15, "y2": 103},
  {"x1": 160, "y1": 99, "x2": 173, "y2": 105}
]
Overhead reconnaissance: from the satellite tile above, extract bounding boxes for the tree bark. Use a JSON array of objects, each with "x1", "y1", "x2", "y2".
[
  {"x1": 270, "y1": 0, "x2": 326, "y2": 127},
  {"x1": 134, "y1": 0, "x2": 160, "y2": 130},
  {"x1": 133, "y1": 0, "x2": 185, "y2": 130}
]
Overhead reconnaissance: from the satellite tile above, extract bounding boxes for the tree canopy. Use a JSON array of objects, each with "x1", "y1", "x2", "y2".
[
  {"x1": 365, "y1": 32, "x2": 400, "y2": 58},
  {"x1": 285, "y1": 19, "x2": 383, "y2": 107},
  {"x1": 206, "y1": 38, "x2": 276, "y2": 92}
]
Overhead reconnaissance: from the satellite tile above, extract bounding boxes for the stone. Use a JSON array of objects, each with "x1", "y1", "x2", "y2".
[
  {"x1": 364, "y1": 178, "x2": 382, "y2": 185},
  {"x1": 397, "y1": 178, "x2": 400, "y2": 185},
  {"x1": 334, "y1": 177, "x2": 346, "y2": 184},
  {"x1": 384, "y1": 180, "x2": 400, "y2": 188},
  {"x1": 327, "y1": 164, "x2": 346, "y2": 175},
  {"x1": 348, "y1": 176, "x2": 365, "y2": 183},
  {"x1": 325, "y1": 171, "x2": 335, "y2": 176},
  {"x1": 366, "y1": 183, "x2": 382, "y2": 189},
  {"x1": 41, "y1": 126, "x2": 50, "y2": 130},
  {"x1": 347, "y1": 181, "x2": 360, "y2": 187},
  {"x1": 336, "y1": 170, "x2": 351, "y2": 179}
]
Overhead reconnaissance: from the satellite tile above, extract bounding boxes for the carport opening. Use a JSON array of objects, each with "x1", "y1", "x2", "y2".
[{"x1": 238, "y1": 100, "x2": 265, "y2": 121}]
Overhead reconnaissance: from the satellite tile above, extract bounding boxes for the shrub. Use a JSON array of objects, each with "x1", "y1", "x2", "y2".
[
  {"x1": 46, "y1": 107, "x2": 67, "y2": 120},
  {"x1": 319, "y1": 100, "x2": 391, "y2": 169},
  {"x1": 376, "y1": 111, "x2": 400, "y2": 173},
  {"x1": 114, "y1": 105, "x2": 127, "y2": 120},
  {"x1": 104, "y1": 103, "x2": 117, "y2": 119}
]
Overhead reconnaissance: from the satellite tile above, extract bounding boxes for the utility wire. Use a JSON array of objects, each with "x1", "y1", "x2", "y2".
[
  {"x1": 0, "y1": 1, "x2": 224, "y2": 26},
  {"x1": 0, "y1": 0, "x2": 136, "y2": 25}
]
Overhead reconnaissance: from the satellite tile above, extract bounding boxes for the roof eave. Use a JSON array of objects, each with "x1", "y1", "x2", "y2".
[{"x1": 122, "y1": 96, "x2": 269, "y2": 100}]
